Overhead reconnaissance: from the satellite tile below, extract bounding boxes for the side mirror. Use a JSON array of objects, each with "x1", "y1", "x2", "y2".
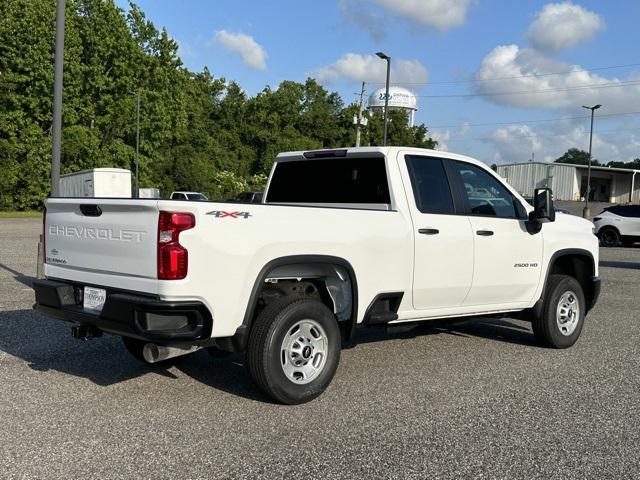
[{"x1": 530, "y1": 188, "x2": 556, "y2": 223}]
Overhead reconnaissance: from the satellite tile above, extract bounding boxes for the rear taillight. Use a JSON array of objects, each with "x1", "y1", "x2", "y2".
[{"x1": 158, "y1": 211, "x2": 195, "y2": 280}]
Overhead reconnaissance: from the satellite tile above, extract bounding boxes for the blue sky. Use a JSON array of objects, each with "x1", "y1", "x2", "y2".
[{"x1": 116, "y1": 0, "x2": 640, "y2": 165}]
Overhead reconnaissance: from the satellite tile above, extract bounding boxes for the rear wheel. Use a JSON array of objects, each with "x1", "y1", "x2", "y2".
[
  {"x1": 532, "y1": 274, "x2": 585, "y2": 348},
  {"x1": 599, "y1": 227, "x2": 620, "y2": 247},
  {"x1": 246, "y1": 297, "x2": 341, "y2": 404}
]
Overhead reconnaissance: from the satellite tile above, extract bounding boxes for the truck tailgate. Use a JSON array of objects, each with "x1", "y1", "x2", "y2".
[{"x1": 45, "y1": 199, "x2": 159, "y2": 283}]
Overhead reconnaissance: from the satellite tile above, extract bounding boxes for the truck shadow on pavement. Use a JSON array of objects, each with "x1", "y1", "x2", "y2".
[
  {"x1": 599, "y1": 260, "x2": 640, "y2": 270},
  {"x1": 0, "y1": 308, "x2": 269, "y2": 401},
  {"x1": 355, "y1": 317, "x2": 538, "y2": 348},
  {"x1": 0, "y1": 308, "x2": 537, "y2": 401},
  {"x1": 0, "y1": 262, "x2": 35, "y2": 287}
]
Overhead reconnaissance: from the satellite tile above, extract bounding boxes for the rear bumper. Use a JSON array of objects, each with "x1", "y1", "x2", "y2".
[{"x1": 33, "y1": 279, "x2": 212, "y2": 342}]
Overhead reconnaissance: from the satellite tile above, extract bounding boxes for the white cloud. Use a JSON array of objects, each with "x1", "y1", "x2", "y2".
[
  {"x1": 339, "y1": 0, "x2": 385, "y2": 40},
  {"x1": 314, "y1": 53, "x2": 428, "y2": 85},
  {"x1": 526, "y1": 2, "x2": 604, "y2": 52},
  {"x1": 373, "y1": 0, "x2": 472, "y2": 30},
  {"x1": 340, "y1": 0, "x2": 472, "y2": 35},
  {"x1": 214, "y1": 30, "x2": 267, "y2": 70},
  {"x1": 474, "y1": 44, "x2": 640, "y2": 110},
  {"x1": 487, "y1": 121, "x2": 640, "y2": 165},
  {"x1": 431, "y1": 123, "x2": 469, "y2": 152},
  {"x1": 488, "y1": 125, "x2": 543, "y2": 163}
]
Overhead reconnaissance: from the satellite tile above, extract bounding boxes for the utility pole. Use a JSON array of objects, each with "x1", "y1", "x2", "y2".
[
  {"x1": 376, "y1": 52, "x2": 391, "y2": 146},
  {"x1": 51, "y1": 0, "x2": 66, "y2": 196},
  {"x1": 582, "y1": 104, "x2": 602, "y2": 219},
  {"x1": 355, "y1": 82, "x2": 366, "y2": 147},
  {"x1": 134, "y1": 92, "x2": 140, "y2": 198}
]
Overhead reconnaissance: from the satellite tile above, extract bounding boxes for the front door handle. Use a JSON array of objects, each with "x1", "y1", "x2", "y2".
[
  {"x1": 476, "y1": 230, "x2": 494, "y2": 236},
  {"x1": 418, "y1": 228, "x2": 440, "y2": 235}
]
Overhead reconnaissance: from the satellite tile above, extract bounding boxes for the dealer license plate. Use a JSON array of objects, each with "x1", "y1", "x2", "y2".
[{"x1": 83, "y1": 287, "x2": 106, "y2": 312}]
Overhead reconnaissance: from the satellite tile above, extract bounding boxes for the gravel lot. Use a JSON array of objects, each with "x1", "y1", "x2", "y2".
[{"x1": 0, "y1": 217, "x2": 639, "y2": 479}]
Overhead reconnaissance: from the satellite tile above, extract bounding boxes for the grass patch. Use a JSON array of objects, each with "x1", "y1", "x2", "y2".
[{"x1": 0, "y1": 211, "x2": 43, "y2": 218}]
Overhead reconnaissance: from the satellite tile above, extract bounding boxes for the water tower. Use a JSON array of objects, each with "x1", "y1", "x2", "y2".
[{"x1": 368, "y1": 86, "x2": 418, "y2": 127}]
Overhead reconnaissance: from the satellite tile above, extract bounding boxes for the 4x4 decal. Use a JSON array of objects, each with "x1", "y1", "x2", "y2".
[{"x1": 206, "y1": 210, "x2": 252, "y2": 219}]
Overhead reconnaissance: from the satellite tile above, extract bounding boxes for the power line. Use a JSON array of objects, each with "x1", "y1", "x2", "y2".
[
  {"x1": 442, "y1": 126, "x2": 640, "y2": 144},
  {"x1": 429, "y1": 110, "x2": 640, "y2": 129},
  {"x1": 369, "y1": 62, "x2": 640, "y2": 86},
  {"x1": 415, "y1": 80, "x2": 640, "y2": 98}
]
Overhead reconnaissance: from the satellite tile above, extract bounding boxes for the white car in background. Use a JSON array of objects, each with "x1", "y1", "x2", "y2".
[
  {"x1": 170, "y1": 191, "x2": 208, "y2": 201},
  {"x1": 593, "y1": 205, "x2": 640, "y2": 247}
]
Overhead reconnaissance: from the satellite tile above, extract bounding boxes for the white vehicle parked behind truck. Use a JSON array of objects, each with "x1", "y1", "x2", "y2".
[{"x1": 34, "y1": 147, "x2": 600, "y2": 404}]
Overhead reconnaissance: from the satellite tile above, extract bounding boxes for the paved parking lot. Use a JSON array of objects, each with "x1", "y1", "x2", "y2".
[{"x1": 1, "y1": 217, "x2": 639, "y2": 479}]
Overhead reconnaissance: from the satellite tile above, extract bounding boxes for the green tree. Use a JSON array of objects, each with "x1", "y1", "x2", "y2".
[
  {"x1": 555, "y1": 148, "x2": 600, "y2": 166},
  {"x1": 606, "y1": 158, "x2": 640, "y2": 170},
  {"x1": 0, "y1": 0, "x2": 442, "y2": 210}
]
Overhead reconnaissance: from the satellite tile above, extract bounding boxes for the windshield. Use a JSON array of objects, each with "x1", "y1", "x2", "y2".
[{"x1": 186, "y1": 193, "x2": 208, "y2": 201}]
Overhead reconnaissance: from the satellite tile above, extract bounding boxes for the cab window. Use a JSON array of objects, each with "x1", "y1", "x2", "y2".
[
  {"x1": 405, "y1": 156, "x2": 455, "y2": 214},
  {"x1": 452, "y1": 161, "x2": 519, "y2": 218}
]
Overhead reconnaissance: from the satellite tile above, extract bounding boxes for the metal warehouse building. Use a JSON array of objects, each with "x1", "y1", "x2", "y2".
[{"x1": 496, "y1": 162, "x2": 640, "y2": 204}]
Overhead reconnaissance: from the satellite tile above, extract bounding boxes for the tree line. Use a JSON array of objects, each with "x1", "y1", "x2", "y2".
[
  {"x1": 0, "y1": 0, "x2": 436, "y2": 210},
  {"x1": 555, "y1": 148, "x2": 640, "y2": 169}
]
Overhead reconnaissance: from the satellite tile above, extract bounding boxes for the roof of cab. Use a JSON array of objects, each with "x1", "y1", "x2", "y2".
[{"x1": 275, "y1": 146, "x2": 489, "y2": 170}]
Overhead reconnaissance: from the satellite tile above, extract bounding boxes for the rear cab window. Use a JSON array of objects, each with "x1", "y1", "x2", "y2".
[
  {"x1": 266, "y1": 157, "x2": 391, "y2": 209},
  {"x1": 404, "y1": 155, "x2": 455, "y2": 214}
]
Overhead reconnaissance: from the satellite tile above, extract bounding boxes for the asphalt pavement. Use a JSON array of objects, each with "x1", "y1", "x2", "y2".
[{"x1": 0, "y1": 217, "x2": 639, "y2": 479}]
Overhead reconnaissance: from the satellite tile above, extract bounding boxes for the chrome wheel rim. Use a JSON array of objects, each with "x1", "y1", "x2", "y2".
[
  {"x1": 556, "y1": 290, "x2": 580, "y2": 336},
  {"x1": 280, "y1": 319, "x2": 328, "y2": 385}
]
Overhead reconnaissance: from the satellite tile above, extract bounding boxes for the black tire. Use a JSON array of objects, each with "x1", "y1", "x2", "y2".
[
  {"x1": 532, "y1": 274, "x2": 586, "y2": 348},
  {"x1": 246, "y1": 297, "x2": 341, "y2": 405},
  {"x1": 598, "y1": 227, "x2": 620, "y2": 247}
]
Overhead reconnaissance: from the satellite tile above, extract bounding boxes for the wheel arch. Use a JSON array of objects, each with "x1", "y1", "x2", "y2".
[
  {"x1": 217, "y1": 255, "x2": 358, "y2": 352},
  {"x1": 598, "y1": 224, "x2": 620, "y2": 234},
  {"x1": 529, "y1": 248, "x2": 598, "y2": 320}
]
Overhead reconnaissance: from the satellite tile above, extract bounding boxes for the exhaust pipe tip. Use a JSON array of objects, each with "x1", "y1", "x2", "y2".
[
  {"x1": 142, "y1": 343, "x2": 160, "y2": 363},
  {"x1": 142, "y1": 342, "x2": 201, "y2": 363}
]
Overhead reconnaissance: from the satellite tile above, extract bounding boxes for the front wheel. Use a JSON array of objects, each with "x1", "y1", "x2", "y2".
[
  {"x1": 532, "y1": 274, "x2": 586, "y2": 348},
  {"x1": 599, "y1": 227, "x2": 620, "y2": 247},
  {"x1": 246, "y1": 297, "x2": 341, "y2": 404}
]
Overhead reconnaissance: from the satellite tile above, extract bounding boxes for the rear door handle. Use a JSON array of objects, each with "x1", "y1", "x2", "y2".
[
  {"x1": 476, "y1": 230, "x2": 494, "y2": 236},
  {"x1": 418, "y1": 228, "x2": 440, "y2": 235}
]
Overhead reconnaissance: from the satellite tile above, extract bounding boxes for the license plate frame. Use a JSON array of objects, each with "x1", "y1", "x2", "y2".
[{"x1": 83, "y1": 286, "x2": 106, "y2": 313}]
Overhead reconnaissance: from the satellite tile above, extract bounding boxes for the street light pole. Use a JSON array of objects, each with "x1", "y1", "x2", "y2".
[
  {"x1": 51, "y1": 0, "x2": 66, "y2": 197},
  {"x1": 376, "y1": 52, "x2": 391, "y2": 146},
  {"x1": 582, "y1": 104, "x2": 602, "y2": 219}
]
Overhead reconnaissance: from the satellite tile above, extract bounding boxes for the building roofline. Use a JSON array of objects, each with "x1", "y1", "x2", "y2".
[{"x1": 497, "y1": 161, "x2": 640, "y2": 174}]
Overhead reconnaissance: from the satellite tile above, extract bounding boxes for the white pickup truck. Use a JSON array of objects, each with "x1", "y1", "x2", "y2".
[{"x1": 34, "y1": 147, "x2": 601, "y2": 404}]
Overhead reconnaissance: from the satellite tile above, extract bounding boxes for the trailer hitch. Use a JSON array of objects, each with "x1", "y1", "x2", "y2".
[{"x1": 71, "y1": 324, "x2": 103, "y2": 340}]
